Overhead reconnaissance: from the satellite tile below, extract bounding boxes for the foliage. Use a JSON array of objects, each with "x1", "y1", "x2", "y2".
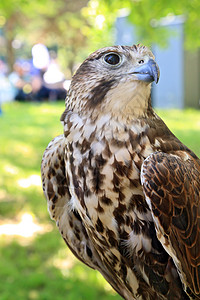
[
  {"x1": 0, "y1": 102, "x2": 200, "y2": 299},
  {"x1": 1, "y1": 0, "x2": 199, "y2": 74},
  {"x1": 85, "y1": 0, "x2": 200, "y2": 50},
  {"x1": 0, "y1": 0, "x2": 90, "y2": 74}
]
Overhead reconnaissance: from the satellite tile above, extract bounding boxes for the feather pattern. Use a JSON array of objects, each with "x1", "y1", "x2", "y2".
[
  {"x1": 141, "y1": 151, "x2": 200, "y2": 298},
  {"x1": 41, "y1": 45, "x2": 200, "y2": 299}
]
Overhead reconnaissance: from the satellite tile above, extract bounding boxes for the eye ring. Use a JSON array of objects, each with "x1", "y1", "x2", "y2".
[{"x1": 103, "y1": 52, "x2": 121, "y2": 66}]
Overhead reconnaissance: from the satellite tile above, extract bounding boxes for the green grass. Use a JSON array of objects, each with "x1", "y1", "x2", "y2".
[
  {"x1": 0, "y1": 102, "x2": 199, "y2": 300},
  {"x1": 0, "y1": 102, "x2": 121, "y2": 300},
  {"x1": 156, "y1": 109, "x2": 200, "y2": 156}
]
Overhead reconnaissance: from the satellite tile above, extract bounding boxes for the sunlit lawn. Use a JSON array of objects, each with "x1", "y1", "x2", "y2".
[
  {"x1": 0, "y1": 101, "x2": 199, "y2": 300},
  {"x1": 0, "y1": 101, "x2": 121, "y2": 300}
]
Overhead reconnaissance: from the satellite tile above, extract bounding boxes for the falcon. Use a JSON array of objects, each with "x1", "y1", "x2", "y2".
[{"x1": 41, "y1": 45, "x2": 200, "y2": 299}]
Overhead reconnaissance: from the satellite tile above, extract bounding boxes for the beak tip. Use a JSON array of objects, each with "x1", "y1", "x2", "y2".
[{"x1": 154, "y1": 68, "x2": 160, "y2": 84}]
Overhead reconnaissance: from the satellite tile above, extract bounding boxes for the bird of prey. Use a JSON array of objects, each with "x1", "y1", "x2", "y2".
[{"x1": 41, "y1": 45, "x2": 200, "y2": 300}]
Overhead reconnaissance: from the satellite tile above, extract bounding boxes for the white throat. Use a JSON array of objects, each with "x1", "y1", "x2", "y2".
[{"x1": 101, "y1": 80, "x2": 152, "y2": 119}]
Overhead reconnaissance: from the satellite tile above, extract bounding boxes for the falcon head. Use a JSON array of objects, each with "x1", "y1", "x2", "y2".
[{"x1": 66, "y1": 45, "x2": 160, "y2": 119}]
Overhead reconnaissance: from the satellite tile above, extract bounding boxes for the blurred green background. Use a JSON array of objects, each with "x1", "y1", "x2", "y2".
[
  {"x1": 1, "y1": 0, "x2": 200, "y2": 75},
  {"x1": 0, "y1": 102, "x2": 122, "y2": 300},
  {"x1": 0, "y1": 1, "x2": 200, "y2": 299}
]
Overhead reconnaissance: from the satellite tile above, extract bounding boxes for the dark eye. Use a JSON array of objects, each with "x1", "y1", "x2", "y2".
[
  {"x1": 138, "y1": 59, "x2": 144, "y2": 64},
  {"x1": 104, "y1": 53, "x2": 120, "y2": 65}
]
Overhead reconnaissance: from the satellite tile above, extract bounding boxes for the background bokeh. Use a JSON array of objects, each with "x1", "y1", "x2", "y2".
[{"x1": 0, "y1": 1, "x2": 200, "y2": 299}]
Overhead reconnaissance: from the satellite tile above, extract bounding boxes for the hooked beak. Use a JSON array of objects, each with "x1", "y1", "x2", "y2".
[{"x1": 132, "y1": 59, "x2": 160, "y2": 84}]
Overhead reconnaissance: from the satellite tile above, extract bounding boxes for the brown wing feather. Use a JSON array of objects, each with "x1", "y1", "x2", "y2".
[
  {"x1": 41, "y1": 135, "x2": 99, "y2": 269},
  {"x1": 141, "y1": 151, "x2": 200, "y2": 299},
  {"x1": 41, "y1": 135, "x2": 127, "y2": 298}
]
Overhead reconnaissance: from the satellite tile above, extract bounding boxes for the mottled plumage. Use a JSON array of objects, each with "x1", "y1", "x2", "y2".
[{"x1": 41, "y1": 45, "x2": 200, "y2": 299}]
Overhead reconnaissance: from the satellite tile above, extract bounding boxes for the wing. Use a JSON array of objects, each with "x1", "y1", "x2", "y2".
[
  {"x1": 141, "y1": 151, "x2": 200, "y2": 299},
  {"x1": 41, "y1": 135, "x2": 126, "y2": 298},
  {"x1": 41, "y1": 135, "x2": 99, "y2": 270}
]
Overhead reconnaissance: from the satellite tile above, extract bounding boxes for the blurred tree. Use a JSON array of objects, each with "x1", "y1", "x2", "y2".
[
  {"x1": 20, "y1": 0, "x2": 91, "y2": 76},
  {"x1": 84, "y1": 0, "x2": 200, "y2": 50},
  {"x1": 0, "y1": 0, "x2": 89, "y2": 73},
  {"x1": 0, "y1": 0, "x2": 199, "y2": 73},
  {"x1": 0, "y1": 0, "x2": 28, "y2": 70}
]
